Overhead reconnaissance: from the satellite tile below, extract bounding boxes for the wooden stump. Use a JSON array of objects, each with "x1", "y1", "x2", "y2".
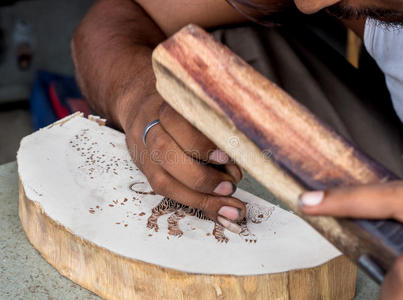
[{"x1": 18, "y1": 114, "x2": 357, "y2": 300}]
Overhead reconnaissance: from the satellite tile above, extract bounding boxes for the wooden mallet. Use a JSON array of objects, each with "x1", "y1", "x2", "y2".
[{"x1": 152, "y1": 24, "x2": 403, "y2": 283}]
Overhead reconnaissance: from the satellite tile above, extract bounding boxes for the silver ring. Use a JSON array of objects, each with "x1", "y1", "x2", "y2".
[{"x1": 142, "y1": 120, "x2": 160, "y2": 145}]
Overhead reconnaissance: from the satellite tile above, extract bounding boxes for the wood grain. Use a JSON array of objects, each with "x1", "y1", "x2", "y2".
[
  {"x1": 19, "y1": 180, "x2": 356, "y2": 300},
  {"x1": 152, "y1": 24, "x2": 403, "y2": 276}
]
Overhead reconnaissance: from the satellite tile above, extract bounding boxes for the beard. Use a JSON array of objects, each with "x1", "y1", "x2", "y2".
[
  {"x1": 326, "y1": 3, "x2": 403, "y2": 27},
  {"x1": 227, "y1": 0, "x2": 403, "y2": 27}
]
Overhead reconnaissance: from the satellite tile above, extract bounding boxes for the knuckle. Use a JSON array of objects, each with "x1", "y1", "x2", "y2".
[
  {"x1": 126, "y1": 116, "x2": 144, "y2": 142},
  {"x1": 198, "y1": 194, "x2": 216, "y2": 215},
  {"x1": 192, "y1": 172, "x2": 209, "y2": 190},
  {"x1": 185, "y1": 140, "x2": 202, "y2": 155},
  {"x1": 130, "y1": 127, "x2": 141, "y2": 143},
  {"x1": 148, "y1": 172, "x2": 168, "y2": 195},
  {"x1": 198, "y1": 194, "x2": 210, "y2": 212},
  {"x1": 148, "y1": 132, "x2": 167, "y2": 153}
]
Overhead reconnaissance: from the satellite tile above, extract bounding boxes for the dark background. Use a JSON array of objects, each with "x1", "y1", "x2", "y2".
[{"x1": 0, "y1": 0, "x2": 94, "y2": 164}]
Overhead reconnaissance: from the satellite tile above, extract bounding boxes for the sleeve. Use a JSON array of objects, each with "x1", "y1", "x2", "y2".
[{"x1": 364, "y1": 18, "x2": 403, "y2": 123}]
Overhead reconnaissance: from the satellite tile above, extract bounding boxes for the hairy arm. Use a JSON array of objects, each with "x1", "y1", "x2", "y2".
[
  {"x1": 71, "y1": 0, "x2": 164, "y2": 128},
  {"x1": 71, "y1": 0, "x2": 245, "y2": 129}
]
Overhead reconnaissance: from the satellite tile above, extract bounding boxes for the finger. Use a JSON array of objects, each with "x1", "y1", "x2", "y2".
[
  {"x1": 209, "y1": 163, "x2": 242, "y2": 184},
  {"x1": 224, "y1": 163, "x2": 243, "y2": 183},
  {"x1": 379, "y1": 256, "x2": 403, "y2": 300},
  {"x1": 159, "y1": 102, "x2": 242, "y2": 182},
  {"x1": 146, "y1": 124, "x2": 237, "y2": 195},
  {"x1": 142, "y1": 156, "x2": 246, "y2": 232},
  {"x1": 299, "y1": 181, "x2": 403, "y2": 222},
  {"x1": 159, "y1": 102, "x2": 230, "y2": 164}
]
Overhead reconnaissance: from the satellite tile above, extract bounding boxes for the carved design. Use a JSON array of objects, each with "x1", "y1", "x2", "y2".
[
  {"x1": 212, "y1": 223, "x2": 229, "y2": 243},
  {"x1": 246, "y1": 204, "x2": 275, "y2": 224},
  {"x1": 239, "y1": 218, "x2": 257, "y2": 243},
  {"x1": 129, "y1": 182, "x2": 156, "y2": 195},
  {"x1": 147, "y1": 198, "x2": 273, "y2": 243},
  {"x1": 167, "y1": 210, "x2": 186, "y2": 237}
]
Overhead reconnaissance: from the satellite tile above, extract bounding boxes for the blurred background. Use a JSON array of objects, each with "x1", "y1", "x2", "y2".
[
  {"x1": 0, "y1": 0, "x2": 94, "y2": 164},
  {"x1": 0, "y1": 0, "x2": 374, "y2": 166}
]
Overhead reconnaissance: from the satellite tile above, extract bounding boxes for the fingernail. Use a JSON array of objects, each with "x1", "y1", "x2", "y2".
[
  {"x1": 217, "y1": 216, "x2": 242, "y2": 234},
  {"x1": 218, "y1": 206, "x2": 239, "y2": 221},
  {"x1": 209, "y1": 149, "x2": 229, "y2": 164},
  {"x1": 299, "y1": 191, "x2": 324, "y2": 207},
  {"x1": 214, "y1": 181, "x2": 234, "y2": 195}
]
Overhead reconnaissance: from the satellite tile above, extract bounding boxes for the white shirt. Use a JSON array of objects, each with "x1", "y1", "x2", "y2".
[{"x1": 364, "y1": 19, "x2": 403, "y2": 123}]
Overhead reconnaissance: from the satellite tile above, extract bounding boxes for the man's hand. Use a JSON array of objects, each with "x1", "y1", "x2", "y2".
[
  {"x1": 299, "y1": 181, "x2": 403, "y2": 300},
  {"x1": 71, "y1": 0, "x2": 249, "y2": 233},
  {"x1": 121, "y1": 93, "x2": 246, "y2": 232}
]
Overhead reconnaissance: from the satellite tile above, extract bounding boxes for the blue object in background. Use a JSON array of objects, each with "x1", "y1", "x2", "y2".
[{"x1": 29, "y1": 70, "x2": 81, "y2": 130}]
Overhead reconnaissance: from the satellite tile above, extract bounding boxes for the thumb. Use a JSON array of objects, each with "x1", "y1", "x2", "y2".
[
  {"x1": 298, "y1": 181, "x2": 403, "y2": 222},
  {"x1": 379, "y1": 256, "x2": 403, "y2": 300}
]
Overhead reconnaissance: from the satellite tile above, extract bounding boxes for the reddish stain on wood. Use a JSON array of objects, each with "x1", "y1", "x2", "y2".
[{"x1": 161, "y1": 26, "x2": 398, "y2": 190}]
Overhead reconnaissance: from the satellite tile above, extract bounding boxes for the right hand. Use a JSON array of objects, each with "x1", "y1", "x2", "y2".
[
  {"x1": 300, "y1": 182, "x2": 403, "y2": 300},
  {"x1": 120, "y1": 92, "x2": 246, "y2": 233}
]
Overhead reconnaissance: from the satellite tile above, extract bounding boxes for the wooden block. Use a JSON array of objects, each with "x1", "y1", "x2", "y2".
[
  {"x1": 18, "y1": 114, "x2": 356, "y2": 300},
  {"x1": 152, "y1": 24, "x2": 403, "y2": 276}
]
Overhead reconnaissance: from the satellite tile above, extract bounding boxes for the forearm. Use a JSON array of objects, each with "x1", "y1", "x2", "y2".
[{"x1": 71, "y1": 0, "x2": 165, "y2": 128}]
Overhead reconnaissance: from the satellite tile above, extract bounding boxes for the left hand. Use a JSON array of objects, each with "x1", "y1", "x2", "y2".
[{"x1": 299, "y1": 181, "x2": 403, "y2": 300}]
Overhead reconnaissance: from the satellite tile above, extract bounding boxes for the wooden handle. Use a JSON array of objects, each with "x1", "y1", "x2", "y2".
[{"x1": 152, "y1": 24, "x2": 403, "y2": 281}]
